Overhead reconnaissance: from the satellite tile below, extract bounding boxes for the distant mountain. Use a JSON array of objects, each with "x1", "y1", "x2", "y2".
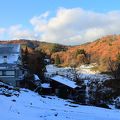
[
  {"x1": 1, "y1": 34, "x2": 120, "y2": 71},
  {"x1": 0, "y1": 39, "x2": 67, "y2": 54}
]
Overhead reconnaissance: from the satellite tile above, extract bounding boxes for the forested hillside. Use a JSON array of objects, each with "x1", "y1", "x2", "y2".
[{"x1": 1, "y1": 34, "x2": 120, "y2": 71}]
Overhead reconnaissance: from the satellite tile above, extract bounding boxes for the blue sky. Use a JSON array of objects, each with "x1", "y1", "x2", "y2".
[
  {"x1": 0, "y1": 0, "x2": 120, "y2": 26},
  {"x1": 0, "y1": 0, "x2": 120, "y2": 45}
]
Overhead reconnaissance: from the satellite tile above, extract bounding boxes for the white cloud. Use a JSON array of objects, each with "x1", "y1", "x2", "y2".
[
  {"x1": 30, "y1": 11, "x2": 49, "y2": 32},
  {"x1": 1, "y1": 8, "x2": 120, "y2": 45},
  {"x1": 0, "y1": 28, "x2": 6, "y2": 38},
  {"x1": 8, "y1": 24, "x2": 38, "y2": 40},
  {"x1": 30, "y1": 8, "x2": 120, "y2": 45}
]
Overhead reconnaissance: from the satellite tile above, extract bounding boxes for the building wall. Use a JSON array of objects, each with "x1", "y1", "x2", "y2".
[
  {"x1": 0, "y1": 44, "x2": 25, "y2": 87},
  {"x1": 0, "y1": 69, "x2": 23, "y2": 86}
]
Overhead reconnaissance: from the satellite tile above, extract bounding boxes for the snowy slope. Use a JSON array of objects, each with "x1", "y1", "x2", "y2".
[{"x1": 0, "y1": 89, "x2": 120, "y2": 120}]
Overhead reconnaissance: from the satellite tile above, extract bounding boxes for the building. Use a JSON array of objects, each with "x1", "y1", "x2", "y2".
[
  {"x1": 0, "y1": 44, "x2": 26, "y2": 86},
  {"x1": 50, "y1": 75, "x2": 83, "y2": 99}
]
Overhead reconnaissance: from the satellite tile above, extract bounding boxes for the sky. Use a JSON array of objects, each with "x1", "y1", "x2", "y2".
[{"x1": 0, "y1": 0, "x2": 120, "y2": 45}]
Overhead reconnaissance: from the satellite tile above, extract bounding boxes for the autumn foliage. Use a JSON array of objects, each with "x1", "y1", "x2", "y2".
[{"x1": 1, "y1": 35, "x2": 120, "y2": 71}]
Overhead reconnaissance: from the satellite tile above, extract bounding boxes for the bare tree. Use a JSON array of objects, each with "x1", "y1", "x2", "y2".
[
  {"x1": 68, "y1": 63, "x2": 84, "y2": 86},
  {"x1": 108, "y1": 57, "x2": 120, "y2": 79}
]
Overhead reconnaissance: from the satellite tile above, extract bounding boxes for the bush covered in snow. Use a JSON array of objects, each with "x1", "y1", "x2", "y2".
[
  {"x1": 115, "y1": 97, "x2": 120, "y2": 109},
  {"x1": 87, "y1": 80, "x2": 113, "y2": 106},
  {"x1": 0, "y1": 82, "x2": 20, "y2": 97}
]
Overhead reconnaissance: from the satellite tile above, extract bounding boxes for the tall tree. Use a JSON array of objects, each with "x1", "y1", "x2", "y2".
[
  {"x1": 22, "y1": 46, "x2": 29, "y2": 68},
  {"x1": 35, "y1": 50, "x2": 46, "y2": 82}
]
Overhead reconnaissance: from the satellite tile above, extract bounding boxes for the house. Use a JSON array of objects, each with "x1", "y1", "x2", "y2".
[
  {"x1": 0, "y1": 44, "x2": 26, "y2": 87},
  {"x1": 50, "y1": 75, "x2": 84, "y2": 99}
]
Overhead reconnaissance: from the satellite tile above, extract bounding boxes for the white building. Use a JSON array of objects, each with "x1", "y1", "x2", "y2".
[{"x1": 0, "y1": 44, "x2": 25, "y2": 86}]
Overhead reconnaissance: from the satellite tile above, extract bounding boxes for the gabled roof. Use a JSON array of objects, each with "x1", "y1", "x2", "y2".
[{"x1": 51, "y1": 75, "x2": 77, "y2": 89}]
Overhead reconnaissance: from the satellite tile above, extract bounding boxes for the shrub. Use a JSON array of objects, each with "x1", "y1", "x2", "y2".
[{"x1": 76, "y1": 49, "x2": 86, "y2": 56}]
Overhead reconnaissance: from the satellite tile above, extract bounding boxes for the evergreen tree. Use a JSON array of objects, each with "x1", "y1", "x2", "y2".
[
  {"x1": 35, "y1": 50, "x2": 46, "y2": 82},
  {"x1": 22, "y1": 46, "x2": 29, "y2": 68},
  {"x1": 76, "y1": 49, "x2": 86, "y2": 56},
  {"x1": 55, "y1": 55, "x2": 61, "y2": 65}
]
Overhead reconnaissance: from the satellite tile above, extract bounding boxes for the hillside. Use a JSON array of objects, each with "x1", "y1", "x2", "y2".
[
  {"x1": 0, "y1": 83, "x2": 120, "y2": 120},
  {"x1": 0, "y1": 39, "x2": 67, "y2": 55},
  {"x1": 1, "y1": 34, "x2": 120, "y2": 71},
  {"x1": 51, "y1": 35, "x2": 120, "y2": 71}
]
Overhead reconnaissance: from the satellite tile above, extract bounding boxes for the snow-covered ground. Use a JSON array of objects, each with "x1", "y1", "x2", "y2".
[
  {"x1": 0, "y1": 89, "x2": 120, "y2": 120},
  {"x1": 46, "y1": 64, "x2": 112, "y2": 81}
]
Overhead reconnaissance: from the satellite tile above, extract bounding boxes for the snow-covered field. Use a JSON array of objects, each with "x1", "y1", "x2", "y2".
[
  {"x1": 1, "y1": 89, "x2": 120, "y2": 120},
  {"x1": 46, "y1": 64, "x2": 112, "y2": 81}
]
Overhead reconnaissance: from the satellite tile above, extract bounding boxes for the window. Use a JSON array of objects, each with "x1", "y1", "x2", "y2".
[
  {"x1": 0, "y1": 71, "x2": 2, "y2": 75},
  {"x1": 3, "y1": 56, "x2": 7, "y2": 58},
  {"x1": 3, "y1": 56, "x2": 7, "y2": 63},
  {"x1": 6, "y1": 71, "x2": 15, "y2": 76},
  {"x1": 2, "y1": 71, "x2": 15, "y2": 76}
]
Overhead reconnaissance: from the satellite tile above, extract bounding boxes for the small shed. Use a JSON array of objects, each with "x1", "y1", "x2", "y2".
[
  {"x1": 50, "y1": 75, "x2": 80, "y2": 99},
  {"x1": 41, "y1": 83, "x2": 51, "y2": 95}
]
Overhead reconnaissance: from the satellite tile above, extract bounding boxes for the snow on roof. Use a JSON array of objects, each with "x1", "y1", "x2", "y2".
[
  {"x1": 0, "y1": 44, "x2": 20, "y2": 54},
  {"x1": 34, "y1": 74, "x2": 40, "y2": 80},
  {"x1": 0, "y1": 44, "x2": 21, "y2": 64},
  {"x1": 41, "y1": 83, "x2": 51, "y2": 88},
  {"x1": 51, "y1": 75, "x2": 77, "y2": 89}
]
